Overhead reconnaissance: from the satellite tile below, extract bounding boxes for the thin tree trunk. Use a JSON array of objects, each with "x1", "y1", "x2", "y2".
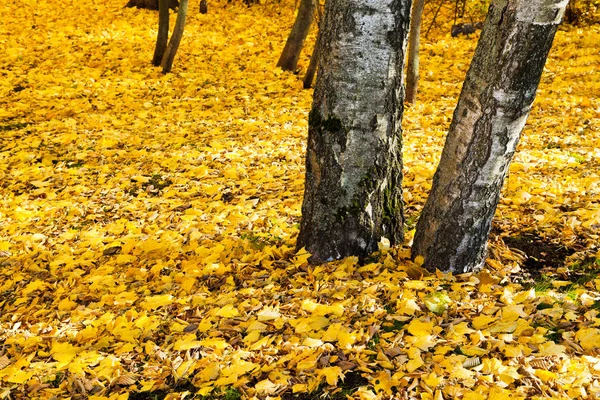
[
  {"x1": 126, "y1": 0, "x2": 178, "y2": 10},
  {"x1": 297, "y1": 0, "x2": 411, "y2": 264},
  {"x1": 303, "y1": 1, "x2": 323, "y2": 88},
  {"x1": 277, "y1": 0, "x2": 316, "y2": 72},
  {"x1": 302, "y1": 33, "x2": 320, "y2": 89},
  {"x1": 405, "y1": 0, "x2": 425, "y2": 104},
  {"x1": 152, "y1": 0, "x2": 170, "y2": 66},
  {"x1": 161, "y1": 0, "x2": 189, "y2": 73},
  {"x1": 411, "y1": 0, "x2": 567, "y2": 273}
]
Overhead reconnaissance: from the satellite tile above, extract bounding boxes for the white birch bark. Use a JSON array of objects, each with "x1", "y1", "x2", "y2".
[
  {"x1": 411, "y1": 0, "x2": 568, "y2": 273},
  {"x1": 297, "y1": 0, "x2": 411, "y2": 263}
]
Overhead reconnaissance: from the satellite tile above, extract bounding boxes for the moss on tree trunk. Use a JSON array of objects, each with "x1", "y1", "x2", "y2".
[{"x1": 297, "y1": 0, "x2": 411, "y2": 264}]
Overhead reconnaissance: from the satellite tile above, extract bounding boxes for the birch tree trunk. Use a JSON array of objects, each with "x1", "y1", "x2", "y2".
[
  {"x1": 161, "y1": 0, "x2": 189, "y2": 73},
  {"x1": 277, "y1": 0, "x2": 316, "y2": 72},
  {"x1": 152, "y1": 0, "x2": 170, "y2": 66},
  {"x1": 405, "y1": 0, "x2": 424, "y2": 103},
  {"x1": 411, "y1": 0, "x2": 567, "y2": 273},
  {"x1": 297, "y1": 0, "x2": 411, "y2": 264}
]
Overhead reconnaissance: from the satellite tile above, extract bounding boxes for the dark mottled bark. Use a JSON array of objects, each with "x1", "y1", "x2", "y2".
[
  {"x1": 297, "y1": 0, "x2": 411, "y2": 264},
  {"x1": 451, "y1": 22, "x2": 483, "y2": 37},
  {"x1": 277, "y1": 0, "x2": 317, "y2": 72},
  {"x1": 152, "y1": 0, "x2": 170, "y2": 66},
  {"x1": 161, "y1": 0, "x2": 189, "y2": 73},
  {"x1": 405, "y1": 0, "x2": 424, "y2": 103},
  {"x1": 411, "y1": 0, "x2": 567, "y2": 273}
]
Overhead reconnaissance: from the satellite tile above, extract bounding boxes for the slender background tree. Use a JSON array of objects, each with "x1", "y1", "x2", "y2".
[
  {"x1": 125, "y1": 0, "x2": 178, "y2": 10},
  {"x1": 302, "y1": 33, "x2": 320, "y2": 89},
  {"x1": 160, "y1": 0, "x2": 189, "y2": 73},
  {"x1": 152, "y1": 0, "x2": 171, "y2": 66},
  {"x1": 405, "y1": 0, "x2": 425, "y2": 103},
  {"x1": 302, "y1": 3, "x2": 323, "y2": 89},
  {"x1": 277, "y1": 0, "x2": 317, "y2": 72}
]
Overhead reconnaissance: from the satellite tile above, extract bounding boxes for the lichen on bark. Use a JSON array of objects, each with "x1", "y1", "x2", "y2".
[
  {"x1": 297, "y1": 0, "x2": 410, "y2": 264},
  {"x1": 411, "y1": 0, "x2": 567, "y2": 273}
]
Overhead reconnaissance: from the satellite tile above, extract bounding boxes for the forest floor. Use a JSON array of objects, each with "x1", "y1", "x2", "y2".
[{"x1": 1, "y1": 0, "x2": 600, "y2": 399}]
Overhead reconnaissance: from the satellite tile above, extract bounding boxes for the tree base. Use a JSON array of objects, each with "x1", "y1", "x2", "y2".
[{"x1": 125, "y1": 0, "x2": 178, "y2": 11}]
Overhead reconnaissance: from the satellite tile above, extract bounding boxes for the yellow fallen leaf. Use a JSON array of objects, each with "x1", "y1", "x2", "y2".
[
  {"x1": 0, "y1": 367, "x2": 32, "y2": 384},
  {"x1": 51, "y1": 341, "x2": 81, "y2": 369},
  {"x1": 223, "y1": 358, "x2": 258, "y2": 377},
  {"x1": 255, "y1": 379, "x2": 280, "y2": 396},
  {"x1": 243, "y1": 330, "x2": 261, "y2": 344},
  {"x1": 534, "y1": 369, "x2": 557, "y2": 382},
  {"x1": 215, "y1": 304, "x2": 240, "y2": 318},
  {"x1": 22, "y1": 280, "x2": 47, "y2": 296},
  {"x1": 318, "y1": 366, "x2": 344, "y2": 386},
  {"x1": 538, "y1": 342, "x2": 566, "y2": 356},
  {"x1": 58, "y1": 298, "x2": 77, "y2": 311},
  {"x1": 371, "y1": 370, "x2": 394, "y2": 393},
  {"x1": 576, "y1": 328, "x2": 600, "y2": 350},
  {"x1": 472, "y1": 315, "x2": 496, "y2": 330},
  {"x1": 257, "y1": 306, "x2": 281, "y2": 321},
  {"x1": 173, "y1": 334, "x2": 203, "y2": 351},
  {"x1": 200, "y1": 338, "x2": 230, "y2": 352},
  {"x1": 407, "y1": 319, "x2": 434, "y2": 336},
  {"x1": 322, "y1": 323, "x2": 342, "y2": 342},
  {"x1": 338, "y1": 330, "x2": 358, "y2": 348},
  {"x1": 139, "y1": 380, "x2": 157, "y2": 392},
  {"x1": 406, "y1": 347, "x2": 424, "y2": 372},
  {"x1": 294, "y1": 248, "x2": 311, "y2": 266},
  {"x1": 302, "y1": 337, "x2": 323, "y2": 347},
  {"x1": 292, "y1": 383, "x2": 308, "y2": 393},
  {"x1": 197, "y1": 364, "x2": 220, "y2": 382},
  {"x1": 141, "y1": 294, "x2": 174, "y2": 310}
]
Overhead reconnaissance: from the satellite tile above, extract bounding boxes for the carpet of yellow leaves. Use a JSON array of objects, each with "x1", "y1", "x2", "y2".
[{"x1": 1, "y1": 0, "x2": 600, "y2": 398}]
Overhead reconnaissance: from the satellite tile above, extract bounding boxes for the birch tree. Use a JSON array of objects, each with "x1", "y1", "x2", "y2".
[
  {"x1": 411, "y1": 0, "x2": 568, "y2": 273},
  {"x1": 296, "y1": 0, "x2": 411, "y2": 263}
]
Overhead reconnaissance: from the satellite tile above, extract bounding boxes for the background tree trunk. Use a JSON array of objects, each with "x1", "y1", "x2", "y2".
[
  {"x1": 161, "y1": 0, "x2": 189, "y2": 73},
  {"x1": 152, "y1": 0, "x2": 170, "y2": 66},
  {"x1": 302, "y1": 33, "x2": 320, "y2": 89},
  {"x1": 405, "y1": 0, "x2": 425, "y2": 104},
  {"x1": 297, "y1": 0, "x2": 411, "y2": 264},
  {"x1": 277, "y1": 0, "x2": 316, "y2": 72},
  {"x1": 125, "y1": 0, "x2": 178, "y2": 11},
  {"x1": 303, "y1": 1, "x2": 323, "y2": 88},
  {"x1": 411, "y1": 0, "x2": 567, "y2": 273}
]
